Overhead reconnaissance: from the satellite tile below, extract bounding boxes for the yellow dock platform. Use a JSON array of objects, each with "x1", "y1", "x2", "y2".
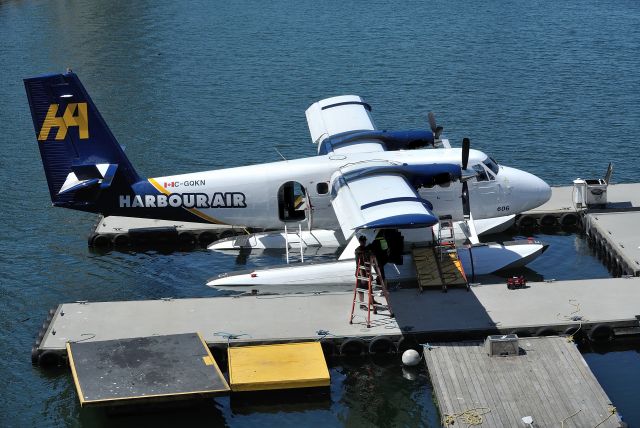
[{"x1": 228, "y1": 342, "x2": 330, "y2": 392}]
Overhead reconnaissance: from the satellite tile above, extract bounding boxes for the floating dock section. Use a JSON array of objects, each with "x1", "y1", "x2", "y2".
[
  {"x1": 89, "y1": 215, "x2": 250, "y2": 247},
  {"x1": 67, "y1": 333, "x2": 229, "y2": 407},
  {"x1": 34, "y1": 277, "x2": 640, "y2": 366},
  {"x1": 584, "y1": 211, "x2": 640, "y2": 276},
  {"x1": 518, "y1": 183, "x2": 640, "y2": 228},
  {"x1": 228, "y1": 342, "x2": 330, "y2": 392},
  {"x1": 424, "y1": 337, "x2": 621, "y2": 427}
]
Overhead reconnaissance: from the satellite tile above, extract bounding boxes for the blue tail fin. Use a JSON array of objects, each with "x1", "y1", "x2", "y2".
[{"x1": 24, "y1": 71, "x2": 141, "y2": 212}]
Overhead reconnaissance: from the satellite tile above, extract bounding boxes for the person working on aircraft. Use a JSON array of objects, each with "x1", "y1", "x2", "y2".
[
  {"x1": 371, "y1": 233, "x2": 390, "y2": 284},
  {"x1": 355, "y1": 235, "x2": 381, "y2": 309}
]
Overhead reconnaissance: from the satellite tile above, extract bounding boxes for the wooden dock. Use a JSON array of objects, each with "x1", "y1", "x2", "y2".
[{"x1": 424, "y1": 337, "x2": 621, "y2": 427}]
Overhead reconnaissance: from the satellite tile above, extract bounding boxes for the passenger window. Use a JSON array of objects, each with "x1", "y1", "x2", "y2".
[{"x1": 316, "y1": 182, "x2": 329, "y2": 195}]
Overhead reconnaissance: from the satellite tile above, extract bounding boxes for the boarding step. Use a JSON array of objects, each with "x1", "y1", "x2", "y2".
[{"x1": 413, "y1": 247, "x2": 468, "y2": 292}]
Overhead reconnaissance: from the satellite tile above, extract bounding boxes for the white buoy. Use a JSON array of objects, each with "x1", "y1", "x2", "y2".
[{"x1": 401, "y1": 349, "x2": 421, "y2": 366}]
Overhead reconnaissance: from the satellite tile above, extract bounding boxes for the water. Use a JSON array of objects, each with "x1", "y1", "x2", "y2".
[{"x1": 1, "y1": 0, "x2": 639, "y2": 426}]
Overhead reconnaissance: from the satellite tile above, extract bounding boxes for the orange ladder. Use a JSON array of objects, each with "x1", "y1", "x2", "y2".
[{"x1": 349, "y1": 254, "x2": 394, "y2": 328}]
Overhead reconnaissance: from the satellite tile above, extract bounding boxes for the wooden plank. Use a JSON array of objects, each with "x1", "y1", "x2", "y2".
[
  {"x1": 455, "y1": 342, "x2": 502, "y2": 427},
  {"x1": 466, "y1": 343, "x2": 512, "y2": 427},
  {"x1": 508, "y1": 339, "x2": 555, "y2": 427},
  {"x1": 553, "y1": 337, "x2": 614, "y2": 427},
  {"x1": 423, "y1": 346, "x2": 453, "y2": 421},
  {"x1": 439, "y1": 344, "x2": 467, "y2": 416},
  {"x1": 486, "y1": 348, "x2": 524, "y2": 425},
  {"x1": 527, "y1": 338, "x2": 575, "y2": 425},
  {"x1": 500, "y1": 342, "x2": 548, "y2": 426},
  {"x1": 540, "y1": 338, "x2": 587, "y2": 426}
]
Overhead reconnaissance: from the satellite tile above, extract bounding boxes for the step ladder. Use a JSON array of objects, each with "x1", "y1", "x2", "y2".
[
  {"x1": 349, "y1": 254, "x2": 394, "y2": 328},
  {"x1": 413, "y1": 216, "x2": 469, "y2": 292},
  {"x1": 284, "y1": 224, "x2": 305, "y2": 264}
]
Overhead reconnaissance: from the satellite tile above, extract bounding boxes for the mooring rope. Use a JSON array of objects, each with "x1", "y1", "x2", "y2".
[{"x1": 442, "y1": 407, "x2": 491, "y2": 427}]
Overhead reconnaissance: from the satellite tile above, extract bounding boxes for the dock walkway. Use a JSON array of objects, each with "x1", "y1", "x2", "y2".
[
  {"x1": 523, "y1": 183, "x2": 640, "y2": 218},
  {"x1": 585, "y1": 211, "x2": 640, "y2": 276},
  {"x1": 36, "y1": 277, "x2": 640, "y2": 361},
  {"x1": 424, "y1": 337, "x2": 620, "y2": 427}
]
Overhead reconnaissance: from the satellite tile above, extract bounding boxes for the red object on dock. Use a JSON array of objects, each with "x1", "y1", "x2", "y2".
[{"x1": 507, "y1": 276, "x2": 526, "y2": 289}]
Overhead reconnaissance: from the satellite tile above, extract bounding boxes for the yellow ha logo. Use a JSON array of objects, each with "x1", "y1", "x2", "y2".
[{"x1": 38, "y1": 103, "x2": 89, "y2": 141}]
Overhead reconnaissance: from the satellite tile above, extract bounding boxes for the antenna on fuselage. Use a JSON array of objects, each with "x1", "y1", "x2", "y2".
[{"x1": 274, "y1": 147, "x2": 287, "y2": 161}]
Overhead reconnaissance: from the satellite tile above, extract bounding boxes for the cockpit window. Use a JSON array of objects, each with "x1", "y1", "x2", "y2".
[
  {"x1": 473, "y1": 164, "x2": 489, "y2": 182},
  {"x1": 483, "y1": 157, "x2": 499, "y2": 175}
]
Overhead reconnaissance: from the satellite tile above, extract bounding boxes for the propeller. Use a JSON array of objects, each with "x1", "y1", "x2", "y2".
[
  {"x1": 460, "y1": 137, "x2": 479, "y2": 244},
  {"x1": 461, "y1": 137, "x2": 471, "y2": 218},
  {"x1": 427, "y1": 112, "x2": 443, "y2": 140}
]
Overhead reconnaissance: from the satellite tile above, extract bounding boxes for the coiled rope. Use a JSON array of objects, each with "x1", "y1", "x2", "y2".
[{"x1": 442, "y1": 407, "x2": 491, "y2": 427}]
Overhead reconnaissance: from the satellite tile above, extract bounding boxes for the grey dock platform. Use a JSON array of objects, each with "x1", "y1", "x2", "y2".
[
  {"x1": 516, "y1": 183, "x2": 640, "y2": 230},
  {"x1": 34, "y1": 277, "x2": 640, "y2": 364},
  {"x1": 424, "y1": 337, "x2": 621, "y2": 427},
  {"x1": 585, "y1": 211, "x2": 640, "y2": 276},
  {"x1": 89, "y1": 215, "x2": 249, "y2": 247},
  {"x1": 524, "y1": 183, "x2": 640, "y2": 217},
  {"x1": 67, "y1": 332, "x2": 229, "y2": 407}
]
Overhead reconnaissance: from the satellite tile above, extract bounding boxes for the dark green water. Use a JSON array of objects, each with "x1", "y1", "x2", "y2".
[{"x1": 1, "y1": 1, "x2": 639, "y2": 426}]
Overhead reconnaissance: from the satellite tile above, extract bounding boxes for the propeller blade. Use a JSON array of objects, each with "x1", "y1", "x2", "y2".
[
  {"x1": 435, "y1": 126, "x2": 443, "y2": 140},
  {"x1": 462, "y1": 181, "x2": 471, "y2": 218},
  {"x1": 462, "y1": 137, "x2": 470, "y2": 170},
  {"x1": 428, "y1": 112, "x2": 437, "y2": 133}
]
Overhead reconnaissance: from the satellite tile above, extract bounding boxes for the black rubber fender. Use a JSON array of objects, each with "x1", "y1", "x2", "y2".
[
  {"x1": 91, "y1": 234, "x2": 112, "y2": 248},
  {"x1": 589, "y1": 324, "x2": 614, "y2": 343},
  {"x1": 340, "y1": 338, "x2": 366, "y2": 356},
  {"x1": 539, "y1": 214, "x2": 557, "y2": 227},
  {"x1": 560, "y1": 212, "x2": 579, "y2": 227},
  {"x1": 535, "y1": 327, "x2": 557, "y2": 337},
  {"x1": 113, "y1": 233, "x2": 130, "y2": 247},
  {"x1": 178, "y1": 231, "x2": 196, "y2": 246},
  {"x1": 31, "y1": 346, "x2": 40, "y2": 365},
  {"x1": 564, "y1": 326, "x2": 585, "y2": 341},
  {"x1": 368, "y1": 336, "x2": 395, "y2": 355},
  {"x1": 38, "y1": 350, "x2": 61, "y2": 368},
  {"x1": 397, "y1": 336, "x2": 422, "y2": 355},
  {"x1": 516, "y1": 215, "x2": 536, "y2": 229},
  {"x1": 197, "y1": 231, "x2": 218, "y2": 245}
]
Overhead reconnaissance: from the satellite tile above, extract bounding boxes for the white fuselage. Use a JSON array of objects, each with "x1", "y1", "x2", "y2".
[{"x1": 150, "y1": 147, "x2": 551, "y2": 231}]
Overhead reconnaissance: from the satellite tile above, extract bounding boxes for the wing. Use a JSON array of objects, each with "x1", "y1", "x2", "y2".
[
  {"x1": 305, "y1": 95, "x2": 384, "y2": 154},
  {"x1": 330, "y1": 165, "x2": 439, "y2": 240},
  {"x1": 306, "y1": 95, "x2": 435, "y2": 155}
]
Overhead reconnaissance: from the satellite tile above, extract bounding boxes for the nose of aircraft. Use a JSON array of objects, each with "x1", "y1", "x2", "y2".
[{"x1": 501, "y1": 166, "x2": 551, "y2": 212}]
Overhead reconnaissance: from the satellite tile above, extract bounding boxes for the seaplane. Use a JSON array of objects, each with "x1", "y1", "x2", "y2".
[{"x1": 25, "y1": 71, "x2": 551, "y2": 290}]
